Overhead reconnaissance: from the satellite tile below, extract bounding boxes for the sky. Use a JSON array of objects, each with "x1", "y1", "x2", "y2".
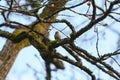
[{"x1": 0, "y1": 0, "x2": 120, "y2": 80}]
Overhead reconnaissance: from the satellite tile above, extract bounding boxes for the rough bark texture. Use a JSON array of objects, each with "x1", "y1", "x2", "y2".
[
  {"x1": 0, "y1": 39, "x2": 29, "y2": 80},
  {"x1": 0, "y1": 0, "x2": 67, "y2": 79}
]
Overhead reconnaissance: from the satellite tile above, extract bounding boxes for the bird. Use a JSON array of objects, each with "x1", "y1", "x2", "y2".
[{"x1": 54, "y1": 31, "x2": 61, "y2": 41}]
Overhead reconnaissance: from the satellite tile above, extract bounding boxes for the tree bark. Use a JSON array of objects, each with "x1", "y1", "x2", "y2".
[
  {"x1": 0, "y1": 0, "x2": 67, "y2": 79},
  {"x1": 0, "y1": 39, "x2": 29, "y2": 80}
]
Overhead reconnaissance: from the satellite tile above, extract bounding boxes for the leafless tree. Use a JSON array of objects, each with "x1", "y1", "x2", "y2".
[{"x1": 0, "y1": 0, "x2": 120, "y2": 80}]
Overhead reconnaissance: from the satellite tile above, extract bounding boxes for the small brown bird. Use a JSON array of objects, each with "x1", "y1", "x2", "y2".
[{"x1": 54, "y1": 31, "x2": 61, "y2": 41}]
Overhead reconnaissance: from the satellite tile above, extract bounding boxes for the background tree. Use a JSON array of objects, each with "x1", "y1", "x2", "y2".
[{"x1": 0, "y1": 0, "x2": 120, "y2": 80}]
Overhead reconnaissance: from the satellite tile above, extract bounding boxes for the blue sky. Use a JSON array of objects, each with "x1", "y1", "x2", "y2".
[{"x1": 0, "y1": 0, "x2": 120, "y2": 80}]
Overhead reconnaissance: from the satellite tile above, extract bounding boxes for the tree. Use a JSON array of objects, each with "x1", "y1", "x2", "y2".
[{"x1": 0, "y1": 0, "x2": 120, "y2": 80}]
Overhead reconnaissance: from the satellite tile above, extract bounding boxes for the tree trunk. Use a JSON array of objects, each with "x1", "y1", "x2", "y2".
[
  {"x1": 0, "y1": 0, "x2": 67, "y2": 79},
  {"x1": 0, "y1": 39, "x2": 29, "y2": 80}
]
